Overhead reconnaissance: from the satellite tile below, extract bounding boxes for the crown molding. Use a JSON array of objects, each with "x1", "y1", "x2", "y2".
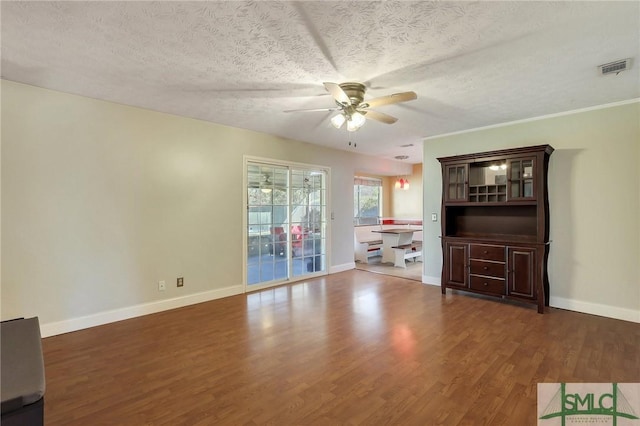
[{"x1": 424, "y1": 98, "x2": 640, "y2": 141}]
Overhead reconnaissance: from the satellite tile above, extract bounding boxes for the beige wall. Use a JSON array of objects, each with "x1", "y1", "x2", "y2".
[
  {"x1": 422, "y1": 102, "x2": 640, "y2": 322},
  {"x1": 390, "y1": 163, "x2": 423, "y2": 219},
  {"x1": 1, "y1": 80, "x2": 412, "y2": 330}
]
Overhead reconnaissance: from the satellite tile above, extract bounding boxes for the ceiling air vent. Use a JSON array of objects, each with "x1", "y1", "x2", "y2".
[{"x1": 598, "y1": 58, "x2": 631, "y2": 76}]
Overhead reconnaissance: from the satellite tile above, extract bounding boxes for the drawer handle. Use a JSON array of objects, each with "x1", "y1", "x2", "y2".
[
  {"x1": 483, "y1": 282, "x2": 488, "y2": 286},
  {"x1": 483, "y1": 250, "x2": 488, "y2": 254},
  {"x1": 483, "y1": 266, "x2": 488, "y2": 270}
]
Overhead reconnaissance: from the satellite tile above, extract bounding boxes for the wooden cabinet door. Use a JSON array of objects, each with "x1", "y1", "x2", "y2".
[
  {"x1": 507, "y1": 247, "x2": 536, "y2": 298},
  {"x1": 444, "y1": 164, "x2": 468, "y2": 202},
  {"x1": 507, "y1": 157, "x2": 536, "y2": 201},
  {"x1": 445, "y1": 242, "x2": 468, "y2": 288}
]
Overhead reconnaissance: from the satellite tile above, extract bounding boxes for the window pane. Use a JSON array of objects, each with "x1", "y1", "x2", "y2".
[
  {"x1": 449, "y1": 184, "x2": 456, "y2": 199},
  {"x1": 511, "y1": 182, "x2": 520, "y2": 198},
  {"x1": 273, "y1": 188, "x2": 287, "y2": 205},
  {"x1": 524, "y1": 180, "x2": 533, "y2": 197},
  {"x1": 353, "y1": 179, "x2": 381, "y2": 225},
  {"x1": 273, "y1": 205, "x2": 288, "y2": 227},
  {"x1": 358, "y1": 185, "x2": 380, "y2": 218},
  {"x1": 511, "y1": 161, "x2": 521, "y2": 179},
  {"x1": 449, "y1": 167, "x2": 457, "y2": 184}
]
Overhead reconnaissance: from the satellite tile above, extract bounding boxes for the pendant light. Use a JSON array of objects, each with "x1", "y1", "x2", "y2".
[{"x1": 395, "y1": 177, "x2": 410, "y2": 190}]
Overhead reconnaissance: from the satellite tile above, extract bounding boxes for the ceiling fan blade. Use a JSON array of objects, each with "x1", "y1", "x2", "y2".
[
  {"x1": 284, "y1": 107, "x2": 339, "y2": 113},
  {"x1": 323, "y1": 82, "x2": 351, "y2": 105},
  {"x1": 363, "y1": 110, "x2": 398, "y2": 124},
  {"x1": 363, "y1": 91, "x2": 417, "y2": 108}
]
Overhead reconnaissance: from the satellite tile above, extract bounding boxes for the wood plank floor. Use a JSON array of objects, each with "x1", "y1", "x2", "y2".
[
  {"x1": 355, "y1": 255, "x2": 422, "y2": 282},
  {"x1": 42, "y1": 270, "x2": 639, "y2": 425}
]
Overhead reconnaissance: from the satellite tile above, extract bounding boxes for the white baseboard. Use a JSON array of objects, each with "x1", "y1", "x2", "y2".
[
  {"x1": 40, "y1": 285, "x2": 244, "y2": 337},
  {"x1": 39, "y1": 277, "x2": 638, "y2": 338},
  {"x1": 422, "y1": 275, "x2": 441, "y2": 286},
  {"x1": 41, "y1": 262, "x2": 356, "y2": 338},
  {"x1": 549, "y1": 296, "x2": 640, "y2": 323},
  {"x1": 330, "y1": 262, "x2": 355, "y2": 274},
  {"x1": 419, "y1": 276, "x2": 638, "y2": 323}
]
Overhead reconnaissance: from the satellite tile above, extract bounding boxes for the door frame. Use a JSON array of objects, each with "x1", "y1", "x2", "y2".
[{"x1": 243, "y1": 155, "x2": 331, "y2": 292}]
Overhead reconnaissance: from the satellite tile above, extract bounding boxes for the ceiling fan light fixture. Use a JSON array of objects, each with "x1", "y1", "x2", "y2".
[
  {"x1": 352, "y1": 112, "x2": 366, "y2": 127},
  {"x1": 346, "y1": 112, "x2": 366, "y2": 132},
  {"x1": 330, "y1": 113, "x2": 346, "y2": 129}
]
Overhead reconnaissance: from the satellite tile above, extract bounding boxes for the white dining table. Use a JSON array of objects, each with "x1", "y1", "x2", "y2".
[{"x1": 371, "y1": 228, "x2": 421, "y2": 264}]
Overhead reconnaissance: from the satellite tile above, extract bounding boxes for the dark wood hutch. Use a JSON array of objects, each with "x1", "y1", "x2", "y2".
[{"x1": 437, "y1": 144, "x2": 554, "y2": 313}]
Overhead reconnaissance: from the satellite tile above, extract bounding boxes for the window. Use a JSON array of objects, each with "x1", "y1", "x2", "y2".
[{"x1": 354, "y1": 177, "x2": 382, "y2": 225}]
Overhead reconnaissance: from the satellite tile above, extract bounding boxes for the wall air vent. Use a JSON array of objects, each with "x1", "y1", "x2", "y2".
[{"x1": 598, "y1": 58, "x2": 631, "y2": 75}]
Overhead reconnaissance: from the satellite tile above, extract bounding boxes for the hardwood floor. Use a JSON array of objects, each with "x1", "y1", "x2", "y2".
[
  {"x1": 355, "y1": 255, "x2": 422, "y2": 282},
  {"x1": 42, "y1": 270, "x2": 639, "y2": 425}
]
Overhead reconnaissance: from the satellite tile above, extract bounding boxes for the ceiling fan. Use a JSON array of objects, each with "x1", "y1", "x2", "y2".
[{"x1": 285, "y1": 82, "x2": 417, "y2": 132}]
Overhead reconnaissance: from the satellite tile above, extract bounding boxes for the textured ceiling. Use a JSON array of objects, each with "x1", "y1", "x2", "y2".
[{"x1": 2, "y1": 1, "x2": 639, "y2": 164}]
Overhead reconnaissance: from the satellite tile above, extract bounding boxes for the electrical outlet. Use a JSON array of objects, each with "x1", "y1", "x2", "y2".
[
  {"x1": 158, "y1": 280, "x2": 166, "y2": 291},
  {"x1": 177, "y1": 277, "x2": 184, "y2": 287}
]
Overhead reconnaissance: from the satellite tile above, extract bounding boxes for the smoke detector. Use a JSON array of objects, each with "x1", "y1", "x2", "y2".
[{"x1": 598, "y1": 58, "x2": 631, "y2": 76}]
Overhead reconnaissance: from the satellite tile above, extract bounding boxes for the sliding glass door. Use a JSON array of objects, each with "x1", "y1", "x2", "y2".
[{"x1": 246, "y1": 160, "x2": 327, "y2": 289}]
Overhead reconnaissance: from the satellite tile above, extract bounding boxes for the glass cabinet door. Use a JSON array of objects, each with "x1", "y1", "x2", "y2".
[
  {"x1": 445, "y1": 164, "x2": 468, "y2": 202},
  {"x1": 508, "y1": 158, "x2": 536, "y2": 200}
]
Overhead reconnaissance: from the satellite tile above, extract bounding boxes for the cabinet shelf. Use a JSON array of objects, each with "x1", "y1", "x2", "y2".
[
  {"x1": 469, "y1": 184, "x2": 507, "y2": 202},
  {"x1": 469, "y1": 184, "x2": 507, "y2": 193},
  {"x1": 445, "y1": 205, "x2": 537, "y2": 239}
]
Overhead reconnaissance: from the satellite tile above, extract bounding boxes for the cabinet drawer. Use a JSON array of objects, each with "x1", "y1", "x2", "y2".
[
  {"x1": 470, "y1": 275, "x2": 505, "y2": 295},
  {"x1": 470, "y1": 260, "x2": 505, "y2": 278},
  {"x1": 470, "y1": 244, "x2": 505, "y2": 261}
]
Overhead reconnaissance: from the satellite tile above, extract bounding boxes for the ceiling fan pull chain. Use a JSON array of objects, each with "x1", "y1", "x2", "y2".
[{"x1": 348, "y1": 130, "x2": 357, "y2": 148}]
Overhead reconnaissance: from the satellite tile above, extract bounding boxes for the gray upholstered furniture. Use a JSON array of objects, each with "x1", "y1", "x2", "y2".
[{"x1": 1, "y1": 317, "x2": 45, "y2": 426}]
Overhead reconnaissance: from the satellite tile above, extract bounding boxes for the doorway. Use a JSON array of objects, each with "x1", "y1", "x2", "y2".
[
  {"x1": 353, "y1": 167, "x2": 424, "y2": 283},
  {"x1": 245, "y1": 160, "x2": 328, "y2": 290}
]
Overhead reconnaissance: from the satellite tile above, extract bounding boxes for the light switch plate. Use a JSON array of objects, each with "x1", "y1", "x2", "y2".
[{"x1": 431, "y1": 213, "x2": 438, "y2": 222}]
